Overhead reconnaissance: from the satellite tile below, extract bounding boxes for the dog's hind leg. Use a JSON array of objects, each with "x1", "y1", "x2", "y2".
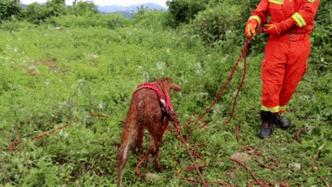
[
  {"x1": 134, "y1": 123, "x2": 144, "y2": 154},
  {"x1": 135, "y1": 151, "x2": 149, "y2": 176},
  {"x1": 153, "y1": 120, "x2": 169, "y2": 171},
  {"x1": 149, "y1": 134, "x2": 162, "y2": 171}
]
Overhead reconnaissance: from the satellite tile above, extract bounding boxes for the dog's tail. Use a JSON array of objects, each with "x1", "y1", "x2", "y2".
[{"x1": 116, "y1": 110, "x2": 138, "y2": 187}]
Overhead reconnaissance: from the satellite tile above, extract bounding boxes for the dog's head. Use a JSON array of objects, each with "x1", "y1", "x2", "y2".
[{"x1": 157, "y1": 77, "x2": 181, "y2": 93}]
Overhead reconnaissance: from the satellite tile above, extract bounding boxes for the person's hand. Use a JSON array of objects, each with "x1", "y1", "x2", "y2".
[
  {"x1": 263, "y1": 18, "x2": 295, "y2": 35},
  {"x1": 245, "y1": 19, "x2": 258, "y2": 38},
  {"x1": 263, "y1": 23, "x2": 283, "y2": 35}
]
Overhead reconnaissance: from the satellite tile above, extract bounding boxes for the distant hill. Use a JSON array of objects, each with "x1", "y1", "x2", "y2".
[
  {"x1": 20, "y1": 3, "x2": 167, "y2": 18},
  {"x1": 113, "y1": 11, "x2": 134, "y2": 18},
  {"x1": 97, "y1": 3, "x2": 167, "y2": 14}
]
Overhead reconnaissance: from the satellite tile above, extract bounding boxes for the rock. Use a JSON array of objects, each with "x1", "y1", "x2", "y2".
[
  {"x1": 54, "y1": 26, "x2": 63, "y2": 30},
  {"x1": 145, "y1": 173, "x2": 160, "y2": 181},
  {"x1": 224, "y1": 169, "x2": 235, "y2": 179},
  {"x1": 87, "y1": 54, "x2": 98, "y2": 61},
  {"x1": 230, "y1": 152, "x2": 251, "y2": 164},
  {"x1": 27, "y1": 64, "x2": 39, "y2": 76},
  {"x1": 288, "y1": 163, "x2": 301, "y2": 171},
  {"x1": 274, "y1": 181, "x2": 290, "y2": 187}
]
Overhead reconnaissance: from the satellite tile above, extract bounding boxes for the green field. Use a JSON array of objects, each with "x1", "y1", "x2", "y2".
[{"x1": 0, "y1": 1, "x2": 331, "y2": 186}]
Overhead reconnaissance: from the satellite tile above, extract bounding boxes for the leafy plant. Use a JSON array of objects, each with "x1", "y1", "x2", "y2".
[
  {"x1": 192, "y1": 4, "x2": 242, "y2": 43},
  {"x1": 0, "y1": 3, "x2": 331, "y2": 187},
  {"x1": 166, "y1": 0, "x2": 207, "y2": 27},
  {"x1": 0, "y1": 0, "x2": 21, "y2": 20},
  {"x1": 68, "y1": 1, "x2": 97, "y2": 16}
]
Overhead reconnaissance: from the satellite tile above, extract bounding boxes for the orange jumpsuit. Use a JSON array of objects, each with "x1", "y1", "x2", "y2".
[{"x1": 248, "y1": 0, "x2": 320, "y2": 113}]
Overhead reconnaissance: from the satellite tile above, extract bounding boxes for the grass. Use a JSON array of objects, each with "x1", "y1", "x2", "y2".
[{"x1": 0, "y1": 17, "x2": 331, "y2": 186}]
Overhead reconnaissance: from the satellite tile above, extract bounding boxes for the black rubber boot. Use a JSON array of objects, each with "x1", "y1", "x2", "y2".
[
  {"x1": 273, "y1": 113, "x2": 291, "y2": 129},
  {"x1": 258, "y1": 111, "x2": 273, "y2": 139}
]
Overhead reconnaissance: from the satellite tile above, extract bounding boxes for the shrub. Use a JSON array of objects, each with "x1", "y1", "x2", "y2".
[
  {"x1": 23, "y1": 0, "x2": 66, "y2": 24},
  {"x1": 45, "y1": 0, "x2": 66, "y2": 17},
  {"x1": 132, "y1": 10, "x2": 168, "y2": 30},
  {"x1": 310, "y1": 0, "x2": 332, "y2": 71},
  {"x1": 192, "y1": 4, "x2": 243, "y2": 44},
  {"x1": 0, "y1": 20, "x2": 35, "y2": 31},
  {"x1": 0, "y1": 0, "x2": 21, "y2": 20},
  {"x1": 68, "y1": 1, "x2": 97, "y2": 16},
  {"x1": 100, "y1": 14, "x2": 130, "y2": 29},
  {"x1": 166, "y1": 0, "x2": 207, "y2": 27},
  {"x1": 23, "y1": 3, "x2": 50, "y2": 24},
  {"x1": 48, "y1": 14, "x2": 129, "y2": 29}
]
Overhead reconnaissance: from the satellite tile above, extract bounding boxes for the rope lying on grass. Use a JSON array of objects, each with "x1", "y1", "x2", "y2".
[
  {"x1": 169, "y1": 111, "x2": 209, "y2": 187},
  {"x1": 179, "y1": 176, "x2": 235, "y2": 187},
  {"x1": 8, "y1": 37, "x2": 258, "y2": 185},
  {"x1": 240, "y1": 145, "x2": 280, "y2": 171},
  {"x1": 32, "y1": 123, "x2": 69, "y2": 141},
  {"x1": 6, "y1": 110, "x2": 110, "y2": 152},
  {"x1": 230, "y1": 157, "x2": 272, "y2": 187},
  {"x1": 236, "y1": 145, "x2": 281, "y2": 186},
  {"x1": 7, "y1": 123, "x2": 69, "y2": 152},
  {"x1": 163, "y1": 38, "x2": 253, "y2": 186},
  {"x1": 7, "y1": 131, "x2": 22, "y2": 152},
  {"x1": 164, "y1": 37, "x2": 286, "y2": 186},
  {"x1": 294, "y1": 127, "x2": 307, "y2": 143}
]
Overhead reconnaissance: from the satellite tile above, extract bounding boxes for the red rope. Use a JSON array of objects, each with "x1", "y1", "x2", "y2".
[
  {"x1": 225, "y1": 39, "x2": 251, "y2": 124},
  {"x1": 134, "y1": 38, "x2": 253, "y2": 186},
  {"x1": 169, "y1": 112, "x2": 208, "y2": 187},
  {"x1": 230, "y1": 157, "x2": 272, "y2": 187},
  {"x1": 185, "y1": 38, "x2": 253, "y2": 129},
  {"x1": 170, "y1": 38, "x2": 253, "y2": 186}
]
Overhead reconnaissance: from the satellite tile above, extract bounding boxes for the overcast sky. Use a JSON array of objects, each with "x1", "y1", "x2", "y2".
[{"x1": 21, "y1": 0, "x2": 168, "y2": 6}]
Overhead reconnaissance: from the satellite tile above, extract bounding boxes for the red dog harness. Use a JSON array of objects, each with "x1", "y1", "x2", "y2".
[{"x1": 136, "y1": 82, "x2": 173, "y2": 112}]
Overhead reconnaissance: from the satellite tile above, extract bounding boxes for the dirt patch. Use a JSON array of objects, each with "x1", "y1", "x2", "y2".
[{"x1": 40, "y1": 59, "x2": 57, "y2": 69}]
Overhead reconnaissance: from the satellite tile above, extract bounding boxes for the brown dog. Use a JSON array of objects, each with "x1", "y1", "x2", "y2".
[{"x1": 116, "y1": 77, "x2": 181, "y2": 187}]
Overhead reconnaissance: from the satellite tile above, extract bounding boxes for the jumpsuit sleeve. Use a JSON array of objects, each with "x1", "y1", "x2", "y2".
[
  {"x1": 247, "y1": 0, "x2": 269, "y2": 25},
  {"x1": 291, "y1": 0, "x2": 320, "y2": 28}
]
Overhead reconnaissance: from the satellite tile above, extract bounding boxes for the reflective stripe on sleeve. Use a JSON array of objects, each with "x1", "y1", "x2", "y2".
[
  {"x1": 292, "y1": 12, "x2": 306, "y2": 27},
  {"x1": 248, "y1": 15, "x2": 261, "y2": 25},
  {"x1": 268, "y1": 0, "x2": 284, "y2": 5}
]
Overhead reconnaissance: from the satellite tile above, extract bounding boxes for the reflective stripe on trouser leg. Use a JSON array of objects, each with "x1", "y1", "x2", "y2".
[
  {"x1": 261, "y1": 38, "x2": 287, "y2": 112},
  {"x1": 279, "y1": 37, "x2": 311, "y2": 107},
  {"x1": 279, "y1": 105, "x2": 287, "y2": 113},
  {"x1": 261, "y1": 105, "x2": 280, "y2": 113}
]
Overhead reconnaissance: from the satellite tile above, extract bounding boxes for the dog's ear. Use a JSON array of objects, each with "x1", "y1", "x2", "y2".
[
  {"x1": 171, "y1": 84, "x2": 181, "y2": 92},
  {"x1": 164, "y1": 77, "x2": 181, "y2": 92},
  {"x1": 171, "y1": 82, "x2": 181, "y2": 92},
  {"x1": 159, "y1": 77, "x2": 181, "y2": 92}
]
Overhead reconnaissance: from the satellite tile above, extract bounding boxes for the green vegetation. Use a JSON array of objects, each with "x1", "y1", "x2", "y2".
[{"x1": 0, "y1": 0, "x2": 331, "y2": 186}]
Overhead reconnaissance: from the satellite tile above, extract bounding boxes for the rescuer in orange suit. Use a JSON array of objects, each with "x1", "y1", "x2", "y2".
[{"x1": 245, "y1": 0, "x2": 320, "y2": 138}]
